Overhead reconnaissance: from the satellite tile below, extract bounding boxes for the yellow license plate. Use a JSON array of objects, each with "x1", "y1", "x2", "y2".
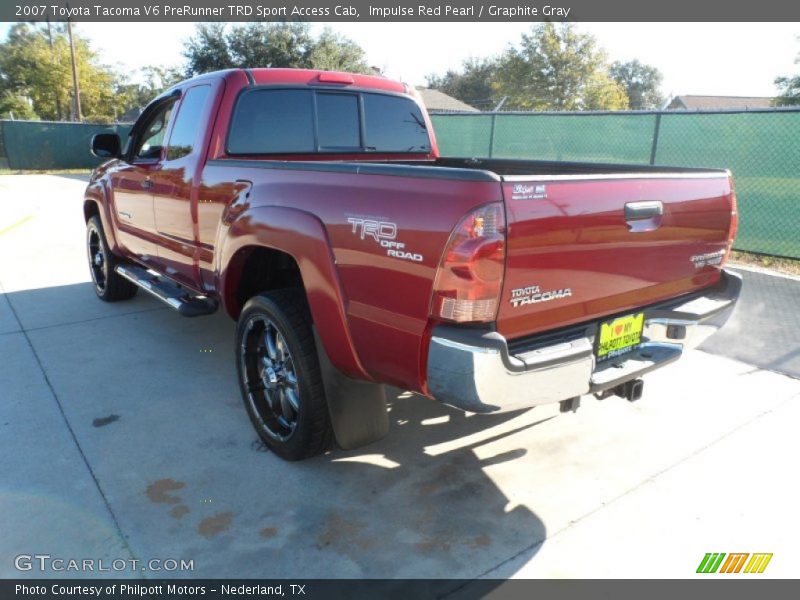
[{"x1": 597, "y1": 312, "x2": 644, "y2": 360}]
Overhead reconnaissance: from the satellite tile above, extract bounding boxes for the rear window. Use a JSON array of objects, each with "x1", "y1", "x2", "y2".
[
  {"x1": 317, "y1": 93, "x2": 360, "y2": 149},
  {"x1": 226, "y1": 88, "x2": 430, "y2": 155},
  {"x1": 363, "y1": 94, "x2": 430, "y2": 152}
]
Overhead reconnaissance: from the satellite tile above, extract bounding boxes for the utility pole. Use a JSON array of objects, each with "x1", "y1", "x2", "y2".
[
  {"x1": 65, "y1": 7, "x2": 82, "y2": 121},
  {"x1": 45, "y1": 18, "x2": 63, "y2": 120},
  {"x1": 45, "y1": 18, "x2": 53, "y2": 46}
]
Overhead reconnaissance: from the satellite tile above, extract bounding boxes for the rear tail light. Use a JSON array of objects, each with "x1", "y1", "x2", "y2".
[
  {"x1": 728, "y1": 191, "x2": 739, "y2": 241},
  {"x1": 723, "y1": 176, "x2": 739, "y2": 264},
  {"x1": 431, "y1": 203, "x2": 506, "y2": 323}
]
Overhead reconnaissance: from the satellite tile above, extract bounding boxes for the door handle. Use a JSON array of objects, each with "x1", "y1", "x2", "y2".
[
  {"x1": 624, "y1": 201, "x2": 663, "y2": 220},
  {"x1": 141, "y1": 179, "x2": 153, "y2": 190},
  {"x1": 624, "y1": 201, "x2": 663, "y2": 232}
]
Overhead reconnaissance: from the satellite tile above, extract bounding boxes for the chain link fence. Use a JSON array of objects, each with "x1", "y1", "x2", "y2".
[
  {"x1": 0, "y1": 120, "x2": 132, "y2": 171},
  {"x1": 431, "y1": 108, "x2": 800, "y2": 259}
]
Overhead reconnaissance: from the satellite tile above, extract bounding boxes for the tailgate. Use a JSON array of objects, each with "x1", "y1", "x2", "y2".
[{"x1": 497, "y1": 173, "x2": 736, "y2": 340}]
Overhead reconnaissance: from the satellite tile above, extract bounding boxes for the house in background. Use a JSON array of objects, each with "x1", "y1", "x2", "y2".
[
  {"x1": 415, "y1": 88, "x2": 479, "y2": 113},
  {"x1": 666, "y1": 95, "x2": 774, "y2": 110}
]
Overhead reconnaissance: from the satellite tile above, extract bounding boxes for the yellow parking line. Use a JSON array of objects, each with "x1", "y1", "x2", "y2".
[{"x1": 0, "y1": 215, "x2": 33, "y2": 236}]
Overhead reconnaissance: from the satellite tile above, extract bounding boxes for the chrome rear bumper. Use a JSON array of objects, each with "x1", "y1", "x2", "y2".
[{"x1": 426, "y1": 269, "x2": 742, "y2": 413}]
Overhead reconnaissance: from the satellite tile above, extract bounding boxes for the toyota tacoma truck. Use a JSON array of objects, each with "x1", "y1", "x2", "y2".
[{"x1": 85, "y1": 68, "x2": 741, "y2": 460}]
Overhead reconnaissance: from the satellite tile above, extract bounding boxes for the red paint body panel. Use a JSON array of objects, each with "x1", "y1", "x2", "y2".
[
  {"x1": 85, "y1": 68, "x2": 737, "y2": 397},
  {"x1": 202, "y1": 162, "x2": 500, "y2": 390},
  {"x1": 150, "y1": 79, "x2": 226, "y2": 288},
  {"x1": 497, "y1": 176, "x2": 735, "y2": 339},
  {"x1": 216, "y1": 204, "x2": 371, "y2": 381},
  {"x1": 248, "y1": 68, "x2": 407, "y2": 93}
]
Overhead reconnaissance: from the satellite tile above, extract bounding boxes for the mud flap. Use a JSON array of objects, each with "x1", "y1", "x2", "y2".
[{"x1": 313, "y1": 329, "x2": 388, "y2": 450}]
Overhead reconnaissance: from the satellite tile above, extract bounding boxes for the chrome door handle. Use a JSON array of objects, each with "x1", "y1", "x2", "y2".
[
  {"x1": 624, "y1": 201, "x2": 663, "y2": 232},
  {"x1": 141, "y1": 179, "x2": 153, "y2": 190},
  {"x1": 625, "y1": 201, "x2": 663, "y2": 220}
]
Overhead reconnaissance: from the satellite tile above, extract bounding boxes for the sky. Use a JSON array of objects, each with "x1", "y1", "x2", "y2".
[{"x1": 1, "y1": 21, "x2": 798, "y2": 101}]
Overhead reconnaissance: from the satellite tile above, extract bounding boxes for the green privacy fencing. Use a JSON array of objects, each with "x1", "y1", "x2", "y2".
[
  {"x1": 0, "y1": 120, "x2": 132, "y2": 170},
  {"x1": 431, "y1": 109, "x2": 800, "y2": 259}
]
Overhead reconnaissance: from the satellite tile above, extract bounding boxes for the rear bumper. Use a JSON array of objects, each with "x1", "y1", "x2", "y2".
[{"x1": 426, "y1": 269, "x2": 742, "y2": 413}]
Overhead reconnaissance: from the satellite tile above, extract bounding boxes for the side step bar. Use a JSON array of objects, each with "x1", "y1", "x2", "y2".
[{"x1": 115, "y1": 265, "x2": 218, "y2": 317}]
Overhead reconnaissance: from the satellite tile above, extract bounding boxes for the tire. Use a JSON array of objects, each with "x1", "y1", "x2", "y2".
[
  {"x1": 235, "y1": 289, "x2": 333, "y2": 461},
  {"x1": 86, "y1": 215, "x2": 138, "y2": 301}
]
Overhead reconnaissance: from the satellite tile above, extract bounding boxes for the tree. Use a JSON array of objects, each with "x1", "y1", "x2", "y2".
[
  {"x1": 183, "y1": 23, "x2": 234, "y2": 75},
  {"x1": 115, "y1": 65, "x2": 184, "y2": 113},
  {"x1": 183, "y1": 23, "x2": 371, "y2": 76},
  {"x1": 306, "y1": 28, "x2": 370, "y2": 73},
  {"x1": 610, "y1": 60, "x2": 664, "y2": 109},
  {"x1": 0, "y1": 91, "x2": 37, "y2": 120},
  {"x1": 426, "y1": 57, "x2": 502, "y2": 110},
  {"x1": 774, "y1": 40, "x2": 800, "y2": 106},
  {"x1": 0, "y1": 23, "x2": 119, "y2": 121},
  {"x1": 493, "y1": 23, "x2": 628, "y2": 111}
]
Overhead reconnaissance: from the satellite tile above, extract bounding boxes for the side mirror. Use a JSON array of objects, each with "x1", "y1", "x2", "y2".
[{"x1": 91, "y1": 133, "x2": 121, "y2": 159}]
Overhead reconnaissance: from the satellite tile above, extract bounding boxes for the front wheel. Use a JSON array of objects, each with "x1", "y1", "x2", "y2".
[
  {"x1": 86, "y1": 216, "x2": 138, "y2": 301},
  {"x1": 235, "y1": 290, "x2": 333, "y2": 461}
]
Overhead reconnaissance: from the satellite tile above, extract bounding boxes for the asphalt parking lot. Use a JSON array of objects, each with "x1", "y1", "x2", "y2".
[{"x1": 1, "y1": 174, "x2": 799, "y2": 584}]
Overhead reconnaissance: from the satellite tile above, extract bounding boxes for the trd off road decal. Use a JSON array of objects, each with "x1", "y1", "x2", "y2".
[{"x1": 346, "y1": 216, "x2": 424, "y2": 262}]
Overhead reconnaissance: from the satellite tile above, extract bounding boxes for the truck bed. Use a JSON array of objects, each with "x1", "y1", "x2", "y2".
[
  {"x1": 386, "y1": 156, "x2": 735, "y2": 342},
  {"x1": 432, "y1": 156, "x2": 727, "y2": 177},
  {"x1": 213, "y1": 155, "x2": 735, "y2": 343}
]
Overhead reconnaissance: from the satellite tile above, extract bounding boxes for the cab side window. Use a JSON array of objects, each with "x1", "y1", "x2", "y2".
[
  {"x1": 134, "y1": 101, "x2": 176, "y2": 162},
  {"x1": 166, "y1": 85, "x2": 211, "y2": 161}
]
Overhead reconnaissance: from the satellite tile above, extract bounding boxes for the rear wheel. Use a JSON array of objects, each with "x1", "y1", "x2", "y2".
[
  {"x1": 236, "y1": 290, "x2": 332, "y2": 461},
  {"x1": 86, "y1": 216, "x2": 138, "y2": 301}
]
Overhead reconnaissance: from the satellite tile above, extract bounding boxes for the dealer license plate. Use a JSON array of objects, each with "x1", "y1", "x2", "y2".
[{"x1": 597, "y1": 312, "x2": 644, "y2": 361}]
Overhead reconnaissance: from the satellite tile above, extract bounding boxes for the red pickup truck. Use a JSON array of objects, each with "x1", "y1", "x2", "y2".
[{"x1": 85, "y1": 68, "x2": 741, "y2": 460}]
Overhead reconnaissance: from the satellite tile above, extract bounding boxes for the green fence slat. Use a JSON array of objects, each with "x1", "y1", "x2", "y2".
[
  {"x1": 432, "y1": 114, "x2": 494, "y2": 158},
  {"x1": 0, "y1": 120, "x2": 132, "y2": 170},
  {"x1": 655, "y1": 111, "x2": 800, "y2": 258},
  {"x1": 494, "y1": 113, "x2": 656, "y2": 164}
]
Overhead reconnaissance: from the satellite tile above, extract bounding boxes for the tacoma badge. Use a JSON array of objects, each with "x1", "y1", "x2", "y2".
[{"x1": 510, "y1": 285, "x2": 572, "y2": 307}]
